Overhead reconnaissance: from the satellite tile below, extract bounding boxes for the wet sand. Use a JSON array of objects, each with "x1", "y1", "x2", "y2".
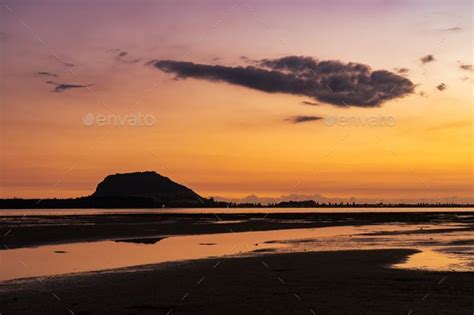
[
  {"x1": 1, "y1": 212, "x2": 473, "y2": 314},
  {"x1": 1, "y1": 249, "x2": 473, "y2": 314},
  {"x1": 2, "y1": 212, "x2": 473, "y2": 249}
]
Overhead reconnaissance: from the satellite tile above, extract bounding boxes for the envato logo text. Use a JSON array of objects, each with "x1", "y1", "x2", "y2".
[
  {"x1": 324, "y1": 115, "x2": 396, "y2": 127},
  {"x1": 83, "y1": 112, "x2": 156, "y2": 127}
]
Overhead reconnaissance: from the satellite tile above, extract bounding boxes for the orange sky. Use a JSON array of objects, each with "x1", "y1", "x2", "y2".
[{"x1": 1, "y1": 0, "x2": 472, "y2": 200}]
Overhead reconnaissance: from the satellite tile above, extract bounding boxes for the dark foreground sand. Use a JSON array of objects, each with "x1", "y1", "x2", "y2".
[{"x1": 0, "y1": 249, "x2": 473, "y2": 314}]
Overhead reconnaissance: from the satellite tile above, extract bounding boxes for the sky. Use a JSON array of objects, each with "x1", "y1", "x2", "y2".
[{"x1": 1, "y1": 0, "x2": 473, "y2": 201}]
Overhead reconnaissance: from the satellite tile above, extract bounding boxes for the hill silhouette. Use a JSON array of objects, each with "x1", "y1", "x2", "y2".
[
  {"x1": 93, "y1": 171, "x2": 203, "y2": 204},
  {"x1": 0, "y1": 171, "x2": 214, "y2": 208}
]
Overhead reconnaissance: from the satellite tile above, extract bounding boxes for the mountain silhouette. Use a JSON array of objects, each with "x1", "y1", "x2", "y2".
[{"x1": 92, "y1": 171, "x2": 204, "y2": 205}]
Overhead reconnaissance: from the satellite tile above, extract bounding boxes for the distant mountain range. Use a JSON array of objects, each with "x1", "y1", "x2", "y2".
[
  {"x1": 213, "y1": 194, "x2": 474, "y2": 206},
  {"x1": 0, "y1": 171, "x2": 472, "y2": 208}
]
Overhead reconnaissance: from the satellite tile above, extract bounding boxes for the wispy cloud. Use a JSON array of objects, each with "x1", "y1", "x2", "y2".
[
  {"x1": 459, "y1": 63, "x2": 472, "y2": 71},
  {"x1": 420, "y1": 55, "x2": 435, "y2": 64},
  {"x1": 436, "y1": 83, "x2": 447, "y2": 91},
  {"x1": 112, "y1": 49, "x2": 142, "y2": 64},
  {"x1": 149, "y1": 56, "x2": 414, "y2": 108},
  {"x1": 46, "y1": 81, "x2": 93, "y2": 93},
  {"x1": 286, "y1": 115, "x2": 323, "y2": 124},
  {"x1": 301, "y1": 100, "x2": 320, "y2": 106},
  {"x1": 394, "y1": 67, "x2": 409, "y2": 75},
  {"x1": 444, "y1": 26, "x2": 462, "y2": 32},
  {"x1": 427, "y1": 120, "x2": 471, "y2": 131},
  {"x1": 37, "y1": 71, "x2": 58, "y2": 78}
]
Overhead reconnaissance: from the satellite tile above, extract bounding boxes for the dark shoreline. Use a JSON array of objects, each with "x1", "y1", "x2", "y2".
[
  {"x1": 1, "y1": 212, "x2": 473, "y2": 250},
  {"x1": 1, "y1": 196, "x2": 473, "y2": 209},
  {"x1": 1, "y1": 249, "x2": 473, "y2": 314}
]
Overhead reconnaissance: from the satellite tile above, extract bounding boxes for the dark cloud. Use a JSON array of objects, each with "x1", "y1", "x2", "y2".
[
  {"x1": 301, "y1": 100, "x2": 320, "y2": 106},
  {"x1": 286, "y1": 116, "x2": 323, "y2": 124},
  {"x1": 37, "y1": 71, "x2": 58, "y2": 78},
  {"x1": 436, "y1": 83, "x2": 447, "y2": 91},
  {"x1": 63, "y1": 63, "x2": 75, "y2": 67},
  {"x1": 420, "y1": 55, "x2": 435, "y2": 64},
  {"x1": 46, "y1": 81, "x2": 93, "y2": 93},
  {"x1": 459, "y1": 64, "x2": 472, "y2": 71},
  {"x1": 149, "y1": 56, "x2": 415, "y2": 107}
]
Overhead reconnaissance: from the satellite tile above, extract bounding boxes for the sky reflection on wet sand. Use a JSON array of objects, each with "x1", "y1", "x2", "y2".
[{"x1": 1, "y1": 223, "x2": 472, "y2": 282}]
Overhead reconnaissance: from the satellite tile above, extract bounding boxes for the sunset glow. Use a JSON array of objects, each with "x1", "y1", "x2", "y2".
[{"x1": 1, "y1": 0, "x2": 472, "y2": 201}]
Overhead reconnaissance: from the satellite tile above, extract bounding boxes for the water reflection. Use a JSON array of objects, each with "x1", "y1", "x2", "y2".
[
  {"x1": 0, "y1": 223, "x2": 472, "y2": 282},
  {"x1": 393, "y1": 249, "x2": 472, "y2": 272}
]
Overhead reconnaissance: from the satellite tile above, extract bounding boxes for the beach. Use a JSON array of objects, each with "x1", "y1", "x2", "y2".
[
  {"x1": 1, "y1": 211, "x2": 472, "y2": 249},
  {"x1": 1, "y1": 210, "x2": 473, "y2": 314},
  {"x1": 1, "y1": 249, "x2": 473, "y2": 314}
]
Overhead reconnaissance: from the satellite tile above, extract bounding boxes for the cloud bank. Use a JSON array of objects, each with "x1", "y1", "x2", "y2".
[{"x1": 149, "y1": 56, "x2": 414, "y2": 108}]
